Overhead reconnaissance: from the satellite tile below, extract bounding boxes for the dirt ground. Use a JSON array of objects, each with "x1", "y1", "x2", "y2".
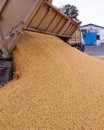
[{"x1": 0, "y1": 31, "x2": 104, "y2": 130}]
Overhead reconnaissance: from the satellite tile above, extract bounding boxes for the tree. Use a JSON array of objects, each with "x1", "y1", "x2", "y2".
[{"x1": 60, "y1": 4, "x2": 78, "y2": 20}]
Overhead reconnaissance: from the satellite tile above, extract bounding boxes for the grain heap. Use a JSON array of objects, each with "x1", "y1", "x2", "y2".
[
  {"x1": 100, "y1": 57, "x2": 104, "y2": 61},
  {"x1": 0, "y1": 31, "x2": 104, "y2": 130}
]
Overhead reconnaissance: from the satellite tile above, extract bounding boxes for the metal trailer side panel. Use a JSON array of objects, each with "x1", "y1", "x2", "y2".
[
  {"x1": 58, "y1": 21, "x2": 71, "y2": 35},
  {"x1": 38, "y1": 8, "x2": 57, "y2": 30},
  {"x1": 0, "y1": 0, "x2": 46, "y2": 56},
  {"x1": 0, "y1": 0, "x2": 79, "y2": 57},
  {"x1": 0, "y1": 0, "x2": 49, "y2": 36},
  {"x1": 68, "y1": 28, "x2": 82, "y2": 45},
  {"x1": 0, "y1": 0, "x2": 8, "y2": 16},
  {"x1": 29, "y1": 3, "x2": 56, "y2": 29},
  {"x1": 27, "y1": 1, "x2": 79, "y2": 38},
  {"x1": 47, "y1": 0, "x2": 52, "y2": 4},
  {"x1": 0, "y1": 0, "x2": 35, "y2": 37},
  {"x1": 67, "y1": 25, "x2": 78, "y2": 36},
  {"x1": 53, "y1": 17, "x2": 67, "y2": 34},
  {"x1": 64, "y1": 23, "x2": 73, "y2": 35},
  {"x1": 0, "y1": 0, "x2": 78, "y2": 38},
  {"x1": 46, "y1": 13, "x2": 63, "y2": 32}
]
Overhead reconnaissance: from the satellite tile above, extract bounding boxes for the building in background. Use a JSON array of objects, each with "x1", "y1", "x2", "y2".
[{"x1": 81, "y1": 23, "x2": 104, "y2": 45}]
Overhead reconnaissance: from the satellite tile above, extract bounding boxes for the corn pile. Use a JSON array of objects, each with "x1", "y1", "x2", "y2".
[
  {"x1": 100, "y1": 57, "x2": 104, "y2": 61},
  {"x1": 0, "y1": 31, "x2": 104, "y2": 130}
]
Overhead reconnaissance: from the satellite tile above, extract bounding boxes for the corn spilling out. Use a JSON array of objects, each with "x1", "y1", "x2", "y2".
[{"x1": 0, "y1": 31, "x2": 104, "y2": 130}]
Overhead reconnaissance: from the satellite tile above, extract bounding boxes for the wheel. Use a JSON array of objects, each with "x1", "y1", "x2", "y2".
[{"x1": 74, "y1": 44, "x2": 85, "y2": 52}]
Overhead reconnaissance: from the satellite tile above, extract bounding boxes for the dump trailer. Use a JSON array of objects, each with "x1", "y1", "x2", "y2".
[
  {"x1": 0, "y1": 0, "x2": 81, "y2": 86},
  {"x1": 67, "y1": 28, "x2": 84, "y2": 52}
]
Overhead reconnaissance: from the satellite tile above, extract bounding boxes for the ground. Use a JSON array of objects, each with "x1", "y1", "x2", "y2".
[{"x1": 84, "y1": 44, "x2": 104, "y2": 57}]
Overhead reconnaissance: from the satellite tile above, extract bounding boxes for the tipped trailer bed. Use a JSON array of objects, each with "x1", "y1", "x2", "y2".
[{"x1": 0, "y1": 0, "x2": 81, "y2": 86}]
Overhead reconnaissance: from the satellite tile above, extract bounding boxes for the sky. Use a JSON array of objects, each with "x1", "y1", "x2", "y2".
[{"x1": 53, "y1": 0, "x2": 104, "y2": 27}]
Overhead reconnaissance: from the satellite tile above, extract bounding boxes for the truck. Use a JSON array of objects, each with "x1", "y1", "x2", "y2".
[
  {"x1": 0, "y1": 0, "x2": 84, "y2": 86},
  {"x1": 67, "y1": 27, "x2": 84, "y2": 52}
]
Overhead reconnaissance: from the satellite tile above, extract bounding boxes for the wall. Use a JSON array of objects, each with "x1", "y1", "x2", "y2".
[{"x1": 81, "y1": 25, "x2": 104, "y2": 45}]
